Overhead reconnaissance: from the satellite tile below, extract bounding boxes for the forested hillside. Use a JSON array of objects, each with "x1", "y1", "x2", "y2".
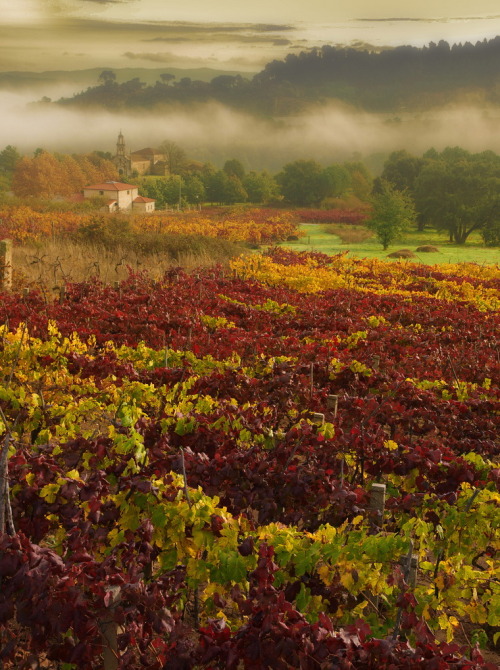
[{"x1": 57, "y1": 38, "x2": 500, "y2": 113}]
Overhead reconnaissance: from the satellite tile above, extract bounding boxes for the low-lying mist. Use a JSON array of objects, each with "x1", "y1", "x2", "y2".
[{"x1": 2, "y1": 90, "x2": 500, "y2": 171}]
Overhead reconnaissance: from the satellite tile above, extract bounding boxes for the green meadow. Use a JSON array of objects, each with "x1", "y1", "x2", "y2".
[{"x1": 281, "y1": 223, "x2": 500, "y2": 265}]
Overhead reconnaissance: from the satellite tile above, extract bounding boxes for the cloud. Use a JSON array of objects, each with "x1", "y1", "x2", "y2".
[
  {"x1": 144, "y1": 34, "x2": 292, "y2": 45},
  {"x1": 356, "y1": 14, "x2": 500, "y2": 22},
  {"x1": 42, "y1": 16, "x2": 294, "y2": 35},
  {"x1": 121, "y1": 50, "x2": 276, "y2": 69},
  {"x1": 123, "y1": 51, "x2": 186, "y2": 64},
  {"x1": 79, "y1": 1, "x2": 129, "y2": 4}
]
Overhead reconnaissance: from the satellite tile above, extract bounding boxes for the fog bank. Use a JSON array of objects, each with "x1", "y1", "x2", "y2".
[{"x1": 2, "y1": 91, "x2": 500, "y2": 171}]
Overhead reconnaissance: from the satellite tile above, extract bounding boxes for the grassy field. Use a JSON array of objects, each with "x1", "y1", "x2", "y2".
[{"x1": 281, "y1": 223, "x2": 500, "y2": 265}]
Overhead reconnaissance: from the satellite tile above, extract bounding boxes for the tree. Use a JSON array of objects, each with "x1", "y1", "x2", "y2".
[
  {"x1": 155, "y1": 176, "x2": 185, "y2": 208},
  {"x1": 159, "y1": 140, "x2": 187, "y2": 175},
  {"x1": 276, "y1": 160, "x2": 331, "y2": 206},
  {"x1": 223, "y1": 159, "x2": 246, "y2": 181},
  {"x1": 184, "y1": 175, "x2": 205, "y2": 205},
  {"x1": 322, "y1": 164, "x2": 351, "y2": 198},
  {"x1": 367, "y1": 181, "x2": 416, "y2": 250},
  {"x1": 380, "y1": 150, "x2": 426, "y2": 198},
  {"x1": 414, "y1": 149, "x2": 500, "y2": 244},
  {"x1": 205, "y1": 171, "x2": 247, "y2": 205},
  {"x1": 11, "y1": 151, "x2": 118, "y2": 198},
  {"x1": 138, "y1": 178, "x2": 162, "y2": 206},
  {"x1": 12, "y1": 152, "x2": 65, "y2": 197},
  {"x1": 243, "y1": 171, "x2": 279, "y2": 203},
  {"x1": 223, "y1": 175, "x2": 247, "y2": 204},
  {"x1": 98, "y1": 70, "x2": 117, "y2": 86},
  {"x1": 59, "y1": 155, "x2": 87, "y2": 195},
  {"x1": 0, "y1": 145, "x2": 21, "y2": 174},
  {"x1": 160, "y1": 73, "x2": 176, "y2": 85},
  {"x1": 343, "y1": 161, "x2": 373, "y2": 202}
]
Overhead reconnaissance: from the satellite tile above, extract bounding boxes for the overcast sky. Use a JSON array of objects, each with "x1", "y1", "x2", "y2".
[
  {"x1": 3, "y1": 0, "x2": 500, "y2": 72},
  {"x1": 3, "y1": 0, "x2": 500, "y2": 25}
]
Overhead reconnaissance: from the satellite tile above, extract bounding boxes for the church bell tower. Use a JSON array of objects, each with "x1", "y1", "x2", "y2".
[{"x1": 113, "y1": 131, "x2": 130, "y2": 177}]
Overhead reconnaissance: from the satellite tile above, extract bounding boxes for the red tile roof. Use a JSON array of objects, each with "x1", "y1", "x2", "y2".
[
  {"x1": 133, "y1": 196, "x2": 155, "y2": 203},
  {"x1": 130, "y1": 148, "x2": 160, "y2": 157},
  {"x1": 84, "y1": 181, "x2": 137, "y2": 191}
]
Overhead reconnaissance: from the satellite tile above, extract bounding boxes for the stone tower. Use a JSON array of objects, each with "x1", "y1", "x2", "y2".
[{"x1": 113, "y1": 131, "x2": 130, "y2": 177}]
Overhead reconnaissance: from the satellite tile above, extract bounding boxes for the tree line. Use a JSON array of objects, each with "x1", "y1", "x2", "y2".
[
  {"x1": 136, "y1": 158, "x2": 371, "y2": 210},
  {"x1": 2, "y1": 148, "x2": 118, "y2": 199},
  {"x1": 2, "y1": 143, "x2": 500, "y2": 246},
  {"x1": 0, "y1": 145, "x2": 370, "y2": 211},
  {"x1": 57, "y1": 37, "x2": 500, "y2": 113},
  {"x1": 376, "y1": 147, "x2": 500, "y2": 246}
]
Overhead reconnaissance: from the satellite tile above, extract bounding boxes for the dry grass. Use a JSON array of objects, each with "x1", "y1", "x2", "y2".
[
  {"x1": 12, "y1": 238, "x2": 238, "y2": 290},
  {"x1": 387, "y1": 249, "x2": 417, "y2": 258},
  {"x1": 416, "y1": 245, "x2": 440, "y2": 252},
  {"x1": 323, "y1": 224, "x2": 374, "y2": 244}
]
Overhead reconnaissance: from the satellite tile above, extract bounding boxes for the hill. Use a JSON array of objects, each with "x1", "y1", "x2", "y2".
[
  {"x1": 0, "y1": 67, "x2": 253, "y2": 95},
  {"x1": 53, "y1": 38, "x2": 500, "y2": 114}
]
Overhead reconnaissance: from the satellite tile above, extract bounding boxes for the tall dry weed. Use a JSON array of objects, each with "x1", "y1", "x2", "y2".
[
  {"x1": 323, "y1": 224, "x2": 374, "y2": 244},
  {"x1": 12, "y1": 238, "x2": 237, "y2": 291}
]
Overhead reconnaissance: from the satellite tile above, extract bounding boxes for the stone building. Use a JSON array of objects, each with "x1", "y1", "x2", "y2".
[
  {"x1": 82, "y1": 181, "x2": 155, "y2": 212},
  {"x1": 112, "y1": 132, "x2": 167, "y2": 177}
]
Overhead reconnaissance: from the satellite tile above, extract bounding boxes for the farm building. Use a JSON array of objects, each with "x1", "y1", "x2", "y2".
[{"x1": 82, "y1": 181, "x2": 155, "y2": 212}]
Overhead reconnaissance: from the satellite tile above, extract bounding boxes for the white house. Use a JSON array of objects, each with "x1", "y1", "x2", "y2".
[
  {"x1": 132, "y1": 195, "x2": 156, "y2": 213},
  {"x1": 82, "y1": 181, "x2": 155, "y2": 212}
]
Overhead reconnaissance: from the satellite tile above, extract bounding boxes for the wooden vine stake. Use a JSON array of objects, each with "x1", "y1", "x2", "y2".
[
  {"x1": 180, "y1": 448, "x2": 199, "y2": 628},
  {"x1": 312, "y1": 412, "x2": 325, "y2": 425},
  {"x1": 393, "y1": 540, "x2": 415, "y2": 640},
  {"x1": 100, "y1": 585, "x2": 121, "y2": 670},
  {"x1": 326, "y1": 394, "x2": 338, "y2": 418},
  {"x1": 0, "y1": 435, "x2": 11, "y2": 534},
  {"x1": 326, "y1": 395, "x2": 343, "y2": 483},
  {"x1": 0, "y1": 407, "x2": 15, "y2": 536},
  {"x1": 408, "y1": 554, "x2": 419, "y2": 589},
  {"x1": 370, "y1": 483, "x2": 386, "y2": 528},
  {"x1": 0, "y1": 239, "x2": 12, "y2": 291}
]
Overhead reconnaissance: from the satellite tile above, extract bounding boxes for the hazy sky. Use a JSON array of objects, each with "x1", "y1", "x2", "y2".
[
  {"x1": 41, "y1": 1, "x2": 500, "y2": 23},
  {"x1": 2, "y1": 0, "x2": 500, "y2": 162},
  {"x1": 2, "y1": 0, "x2": 500, "y2": 73}
]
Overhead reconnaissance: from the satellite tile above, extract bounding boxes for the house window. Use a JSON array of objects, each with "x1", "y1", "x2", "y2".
[
  {"x1": 127, "y1": 190, "x2": 130, "y2": 194},
  {"x1": 99, "y1": 190, "x2": 104, "y2": 195}
]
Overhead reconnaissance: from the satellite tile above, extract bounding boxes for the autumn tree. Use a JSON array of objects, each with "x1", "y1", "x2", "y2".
[
  {"x1": 12, "y1": 151, "x2": 118, "y2": 198},
  {"x1": 12, "y1": 151, "x2": 65, "y2": 197}
]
